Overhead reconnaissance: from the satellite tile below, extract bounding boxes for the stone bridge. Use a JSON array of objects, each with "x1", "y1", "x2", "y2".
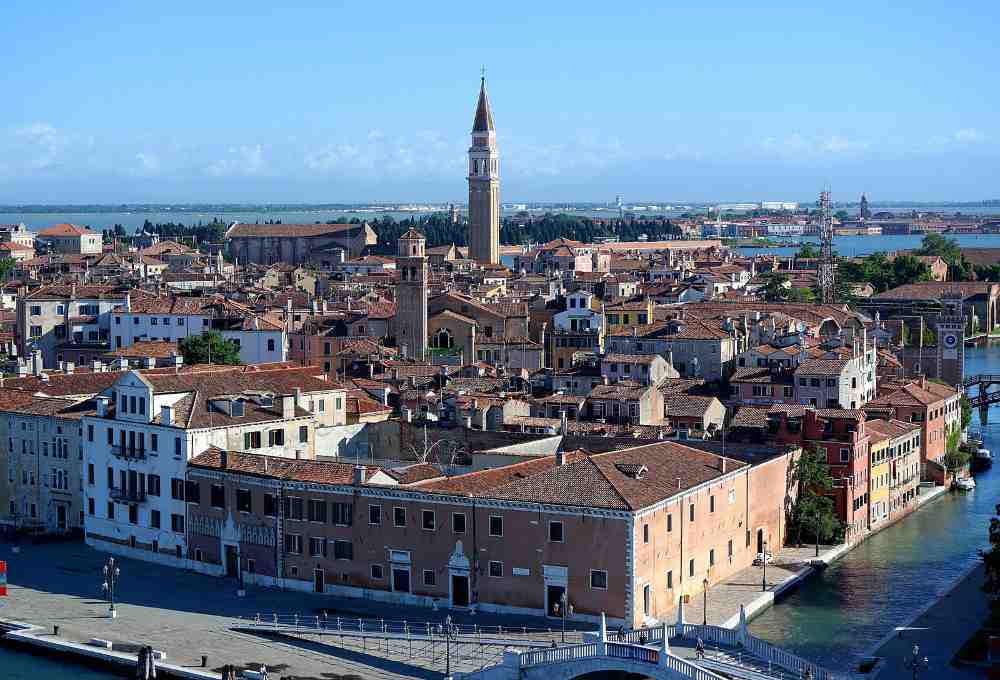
[{"x1": 456, "y1": 605, "x2": 839, "y2": 680}]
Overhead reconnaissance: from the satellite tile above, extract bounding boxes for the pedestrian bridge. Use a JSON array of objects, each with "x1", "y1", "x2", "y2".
[{"x1": 457, "y1": 606, "x2": 838, "y2": 680}]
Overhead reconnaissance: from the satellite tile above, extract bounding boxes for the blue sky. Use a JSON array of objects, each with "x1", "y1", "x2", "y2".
[{"x1": 1, "y1": 1, "x2": 997, "y2": 204}]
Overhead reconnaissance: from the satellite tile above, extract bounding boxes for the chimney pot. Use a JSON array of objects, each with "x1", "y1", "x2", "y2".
[
  {"x1": 353, "y1": 465, "x2": 367, "y2": 486},
  {"x1": 220, "y1": 450, "x2": 228, "y2": 469},
  {"x1": 555, "y1": 451, "x2": 565, "y2": 466}
]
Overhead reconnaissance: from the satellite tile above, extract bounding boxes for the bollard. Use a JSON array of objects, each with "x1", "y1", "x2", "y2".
[{"x1": 201, "y1": 655, "x2": 208, "y2": 667}]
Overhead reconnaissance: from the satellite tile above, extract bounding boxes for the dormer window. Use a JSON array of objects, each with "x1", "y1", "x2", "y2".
[{"x1": 231, "y1": 400, "x2": 245, "y2": 417}]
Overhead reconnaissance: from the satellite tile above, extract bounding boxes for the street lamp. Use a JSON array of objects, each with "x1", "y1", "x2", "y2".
[
  {"x1": 102, "y1": 556, "x2": 121, "y2": 619},
  {"x1": 442, "y1": 615, "x2": 458, "y2": 677},
  {"x1": 761, "y1": 537, "x2": 768, "y2": 592},
  {"x1": 554, "y1": 593, "x2": 574, "y2": 643},
  {"x1": 702, "y1": 578, "x2": 709, "y2": 626},
  {"x1": 903, "y1": 644, "x2": 929, "y2": 679}
]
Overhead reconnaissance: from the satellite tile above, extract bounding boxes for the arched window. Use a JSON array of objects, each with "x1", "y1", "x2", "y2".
[{"x1": 432, "y1": 328, "x2": 454, "y2": 349}]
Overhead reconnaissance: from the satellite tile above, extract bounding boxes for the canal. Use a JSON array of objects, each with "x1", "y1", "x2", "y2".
[{"x1": 748, "y1": 341, "x2": 1000, "y2": 672}]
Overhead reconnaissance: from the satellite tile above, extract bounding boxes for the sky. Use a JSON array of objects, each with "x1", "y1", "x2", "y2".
[{"x1": 1, "y1": 0, "x2": 998, "y2": 204}]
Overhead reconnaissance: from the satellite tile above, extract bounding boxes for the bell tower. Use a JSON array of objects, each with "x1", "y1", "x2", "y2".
[
  {"x1": 468, "y1": 76, "x2": 500, "y2": 265},
  {"x1": 395, "y1": 229, "x2": 429, "y2": 361}
]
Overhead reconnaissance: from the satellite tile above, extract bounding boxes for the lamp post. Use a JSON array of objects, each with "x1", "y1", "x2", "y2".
[
  {"x1": 554, "y1": 593, "x2": 574, "y2": 643},
  {"x1": 903, "y1": 644, "x2": 929, "y2": 680},
  {"x1": 702, "y1": 578, "x2": 709, "y2": 626},
  {"x1": 102, "y1": 556, "x2": 121, "y2": 619},
  {"x1": 761, "y1": 537, "x2": 768, "y2": 592},
  {"x1": 442, "y1": 615, "x2": 457, "y2": 677}
]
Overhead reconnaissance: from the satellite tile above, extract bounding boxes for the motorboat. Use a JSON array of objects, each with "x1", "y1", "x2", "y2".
[
  {"x1": 976, "y1": 447, "x2": 993, "y2": 466},
  {"x1": 955, "y1": 477, "x2": 976, "y2": 491}
]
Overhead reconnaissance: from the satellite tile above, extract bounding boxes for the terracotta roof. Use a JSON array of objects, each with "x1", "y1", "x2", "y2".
[
  {"x1": 38, "y1": 223, "x2": 97, "y2": 237},
  {"x1": 227, "y1": 223, "x2": 359, "y2": 238},
  {"x1": 3, "y1": 371, "x2": 121, "y2": 397},
  {"x1": 189, "y1": 448, "x2": 383, "y2": 484},
  {"x1": 102, "y1": 341, "x2": 180, "y2": 359}
]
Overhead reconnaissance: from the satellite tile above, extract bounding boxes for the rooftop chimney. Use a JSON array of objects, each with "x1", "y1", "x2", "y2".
[
  {"x1": 220, "y1": 449, "x2": 228, "y2": 469},
  {"x1": 560, "y1": 410, "x2": 568, "y2": 436},
  {"x1": 63, "y1": 361, "x2": 74, "y2": 375},
  {"x1": 144, "y1": 357, "x2": 156, "y2": 369},
  {"x1": 281, "y1": 395, "x2": 295, "y2": 419},
  {"x1": 117, "y1": 356, "x2": 129, "y2": 371},
  {"x1": 555, "y1": 451, "x2": 566, "y2": 466},
  {"x1": 720, "y1": 456, "x2": 727, "y2": 473},
  {"x1": 95, "y1": 396, "x2": 109, "y2": 417},
  {"x1": 353, "y1": 465, "x2": 367, "y2": 486},
  {"x1": 161, "y1": 405, "x2": 174, "y2": 427},
  {"x1": 92, "y1": 359, "x2": 103, "y2": 373},
  {"x1": 31, "y1": 349, "x2": 42, "y2": 376}
]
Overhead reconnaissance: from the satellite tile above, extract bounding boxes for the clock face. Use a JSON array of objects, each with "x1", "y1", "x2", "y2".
[{"x1": 944, "y1": 333, "x2": 958, "y2": 348}]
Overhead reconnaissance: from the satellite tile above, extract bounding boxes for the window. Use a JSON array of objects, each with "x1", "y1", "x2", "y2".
[
  {"x1": 370, "y1": 564, "x2": 384, "y2": 580},
  {"x1": 318, "y1": 399, "x2": 325, "y2": 412},
  {"x1": 452, "y1": 513, "x2": 466, "y2": 533},
  {"x1": 264, "y1": 494, "x2": 277, "y2": 517},
  {"x1": 643, "y1": 523, "x2": 649, "y2": 543},
  {"x1": 286, "y1": 497, "x2": 304, "y2": 520},
  {"x1": 148, "y1": 474, "x2": 160, "y2": 496},
  {"x1": 488, "y1": 561, "x2": 503, "y2": 577},
  {"x1": 237, "y1": 489, "x2": 252, "y2": 513},
  {"x1": 87, "y1": 463, "x2": 95, "y2": 485},
  {"x1": 171, "y1": 513, "x2": 184, "y2": 533},
  {"x1": 840, "y1": 448, "x2": 850, "y2": 463},
  {"x1": 709, "y1": 548, "x2": 715, "y2": 567},
  {"x1": 689, "y1": 504, "x2": 695, "y2": 522},
  {"x1": 151, "y1": 434, "x2": 158, "y2": 451},
  {"x1": 107, "y1": 428, "x2": 114, "y2": 445},
  {"x1": 393, "y1": 507, "x2": 407, "y2": 527},
  {"x1": 267, "y1": 339, "x2": 276, "y2": 352},
  {"x1": 333, "y1": 540, "x2": 353, "y2": 560},
  {"x1": 710, "y1": 495, "x2": 715, "y2": 513},
  {"x1": 689, "y1": 558, "x2": 695, "y2": 577},
  {"x1": 369, "y1": 504, "x2": 382, "y2": 526},
  {"x1": 328, "y1": 501, "x2": 353, "y2": 526},
  {"x1": 728, "y1": 539, "x2": 734, "y2": 560},
  {"x1": 549, "y1": 521, "x2": 564, "y2": 543},
  {"x1": 309, "y1": 537, "x2": 326, "y2": 557},
  {"x1": 174, "y1": 437, "x2": 181, "y2": 457},
  {"x1": 422, "y1": 510, "x2": 436, "y2": 530},
  {"x1": 88, "y1": 497, "x2": 95, "y2": 515},
  {"x1": 268, "y1": 429, "x2": 284, "y2": 446},
  {"x1": 107, "y1": 501, "x2": 115, "y2": 519},
  {"x1": 210, "y1": 484, "x2": 225, "y2": 509},
  {"x1": 170, "y1": 478, "x2": 185, "y2": 501},
  {"x1": 423, "y1": 569, "x2": 436, "y2": 586},
  {"x1": 308, "y1": 499, "x2": 327, "y2": 523},
  {"x1": 244, "y1": 431, "x2": 262, "y2": 449},
  {"x1": 667, "y1": 570, "x2": 674, "y2": 589},
  {"x1": 667, "y1": 513, "x2": 673, "y2": 533},
  {"x1": 299, "y1": 426, "x2": 308, "y2": 443},
  {"x1": 489, "y1": 515, "x2": 503, "y2": 537},
  {"x1": 285, "y1": 534, "x2": 303, "y2": 554},
  {"x1": 590, "y1": 569, "x2": 608, "y2": 590},
  {"x1": 151, "y1": 510, "x2": 160, "y2": 529}
]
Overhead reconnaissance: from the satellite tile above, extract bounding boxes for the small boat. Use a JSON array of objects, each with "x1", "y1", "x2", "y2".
[
  {"x1": 955, "y1": 477, "x2": 976, "y2": 491},
  {"x1": 976, "y1": 448, "x2": 993, "y2": 466}
]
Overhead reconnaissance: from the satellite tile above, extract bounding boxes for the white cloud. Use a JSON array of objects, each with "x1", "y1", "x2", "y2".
[
  {"x1": 756, "y1": 133, "x2": 865, "y2": 157},
  {"x1": 204, "y1": 144, "x2": 267, "y2": 177},
  {"x1": 304, "y1": 130, "x2": 464, "y2": 178},
  {"x1": 14, "y1": 122, "x2": 67, "y2": 169},
  {"x1": 954, "y1": 128, "x2": 984, "y2": 144},
  {"x1": 134, "y1": 152, "x2": 161, "y2": 175}
]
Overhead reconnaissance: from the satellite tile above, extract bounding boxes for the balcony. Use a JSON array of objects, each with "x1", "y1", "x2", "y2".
[
  {"x1": 112, "y1": 445, "x2": 146, "y2": 461},
  {"x1": 110, "y1": 486, "x2": 147, "y2": 503}
]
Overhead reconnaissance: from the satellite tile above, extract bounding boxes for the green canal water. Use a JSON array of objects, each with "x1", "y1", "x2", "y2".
[
  {"x1": 747, "y1": 342, "x2": 1000, "y2": 671},
  {"x1": 2, "y1": 344, "x2": 998, "y2": 678}
]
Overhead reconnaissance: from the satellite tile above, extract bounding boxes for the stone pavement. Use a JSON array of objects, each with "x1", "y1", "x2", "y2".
[
  {"x1": 0, "y1": 540, "x2": 589, "y2": 680},
  {"x1": 870, "y1": 562, "x2": 988, "y2": 680}
]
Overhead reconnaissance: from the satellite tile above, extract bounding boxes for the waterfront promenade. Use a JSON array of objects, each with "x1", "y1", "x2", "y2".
[{"x1": 870, "y1": 562, "x2": 988, "y2": 679}]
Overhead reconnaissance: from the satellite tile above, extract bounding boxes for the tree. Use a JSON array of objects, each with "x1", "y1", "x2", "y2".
[
  {"x1": 960, "y1": 394, "x2": 973, "y2": 430},
  {"x1": 943, "y1": 426, "x2": 970, "y2": 473},
  {"x1": 178, "y1": 331, "x2": 241, "y2": 366},
  {"x1": 983, "y1": 504, "x2": 1000, "y2": 606},
  {"x1": 915, "y1": 233, "x2": 962, "y2": 264},
  {"x1": 800, "y1": 495, "x2": 840, "y2": 556},
  {"x1": 761, "y1": 272, "x2": 790, "y2": 302},
  {"x1": 0, "y1": 257, "x2": 14, "y2": 281},
  {"x1": 790, "y1": 446, "x2": 838, "y2": 551},
  {"x1": 797, "y1": 244, "x2": 820, "y2": 259}
]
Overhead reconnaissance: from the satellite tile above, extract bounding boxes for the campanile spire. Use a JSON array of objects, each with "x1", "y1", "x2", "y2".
[{"x1": 467, "y1": 76, "x2": 500, "y2": 265}]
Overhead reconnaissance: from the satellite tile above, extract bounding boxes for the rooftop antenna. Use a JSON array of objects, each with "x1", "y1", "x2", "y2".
[{"x1": 817, "y1": 188, "x2": 836, "y2": 305}]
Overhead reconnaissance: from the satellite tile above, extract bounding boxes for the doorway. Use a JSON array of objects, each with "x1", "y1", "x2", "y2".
[
  {"x1": 392, "y1": 566, "x2": 411, "y2": 594},
  {"x1": 56, "y1": 505, "x2": 66, "y2": 531},
  {"x1": 451, "y1": 574, "x2": 469, "y2": 607},
  {"x1": 225, "y1": 545, "x2": 238, "y2": 578},
  {"x1": 546, "y1": 584, "x2": 566, "y2": 618},
  {"x1": 314, "y1": 569, "x2": 325, "y2": 594}
]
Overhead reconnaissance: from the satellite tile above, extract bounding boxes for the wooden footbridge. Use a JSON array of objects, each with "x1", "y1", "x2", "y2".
[{"x1": 962, "y1": 374, "x2": 1000, "y2": 409}]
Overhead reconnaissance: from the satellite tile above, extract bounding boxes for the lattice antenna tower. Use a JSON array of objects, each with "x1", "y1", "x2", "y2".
[{"x1": 817, "y1": 189, "x2": 836, "y2": 304}]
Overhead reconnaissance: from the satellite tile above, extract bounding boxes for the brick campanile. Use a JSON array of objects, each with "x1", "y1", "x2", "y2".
[{"x1": 467, "y1": 77, "x2": 500, "y2": 265}]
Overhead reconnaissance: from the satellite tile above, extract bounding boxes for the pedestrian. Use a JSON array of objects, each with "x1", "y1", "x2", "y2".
[{"x1": 696, "y1": 637, "x2": 705, "y2": 660}]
